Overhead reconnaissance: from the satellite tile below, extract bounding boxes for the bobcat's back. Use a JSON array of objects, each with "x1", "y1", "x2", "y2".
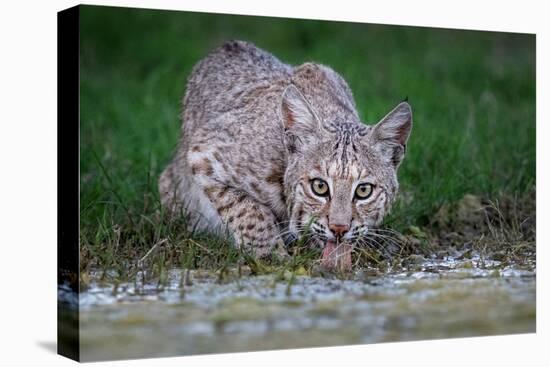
[{"x1": 182, "y1": 40, "x2": 292, "y2": 135}]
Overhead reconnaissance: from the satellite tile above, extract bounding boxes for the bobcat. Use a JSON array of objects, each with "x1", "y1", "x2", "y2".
[{"x1": 159, "y1": 40, "x2": 412, "y2": 271}]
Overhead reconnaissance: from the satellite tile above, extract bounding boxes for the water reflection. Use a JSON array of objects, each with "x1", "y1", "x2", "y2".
[{"x1": 74, "y1": 255, "x2": 535, "y2": 361}]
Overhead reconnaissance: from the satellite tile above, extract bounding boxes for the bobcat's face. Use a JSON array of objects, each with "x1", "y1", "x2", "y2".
[
  {"x1": 280, "y1": 85, "x2": 412, "y2": 264},
  {"x1": 287, "y1": 139, "x2": 399, "y2": 246}
]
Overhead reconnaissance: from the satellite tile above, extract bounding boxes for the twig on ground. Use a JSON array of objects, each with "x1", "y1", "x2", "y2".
[{"x1": 137, "y1": 238, "x2": 167, "y2": 268}]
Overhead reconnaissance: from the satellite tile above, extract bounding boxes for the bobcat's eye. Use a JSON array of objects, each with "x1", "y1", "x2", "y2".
[
  {"x1": 311, "y1": 178, "x2": 329, "y2": 197},
  {"x1": 355, "y1": 183, "x2": 374, "y2": 200}
]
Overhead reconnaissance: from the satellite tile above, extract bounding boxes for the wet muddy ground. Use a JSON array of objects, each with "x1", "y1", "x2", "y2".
[{"x1": 66, "y1": 254, "x2": 535, "y2": 361}]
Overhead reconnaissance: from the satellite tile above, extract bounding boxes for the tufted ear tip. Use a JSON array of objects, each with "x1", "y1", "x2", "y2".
[
  {"x1": 374, "y1": 101, "x2": 413, "y2": 147},
  {"x1": 394, "y1": 101, "x2": 412, "y2": 119},
  {"x1": 370, "y1": 101, "x2": 413, "y2": 167}
]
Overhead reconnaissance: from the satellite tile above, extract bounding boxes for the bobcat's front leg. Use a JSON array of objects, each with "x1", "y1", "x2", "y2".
[{"x1": 203, "y1": 185, "x2": 286, "y2": 258}]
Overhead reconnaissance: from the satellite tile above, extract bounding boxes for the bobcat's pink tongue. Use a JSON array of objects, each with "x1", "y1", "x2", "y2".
[{"x1": 321, "y1": 240, "x2": 352, "y2": 271}]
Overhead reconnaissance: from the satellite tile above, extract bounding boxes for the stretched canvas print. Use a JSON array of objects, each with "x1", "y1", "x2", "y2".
[{"x1": 58, "y1": 4, "x2": 536, "y2": 362}]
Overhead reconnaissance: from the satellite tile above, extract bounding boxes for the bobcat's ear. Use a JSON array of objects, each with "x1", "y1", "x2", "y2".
[
  {"x1": 280, "y1": 85, "x2": 324, "y2": 153},
  {"x1": 370, "y1": 102, "x2": 412, "y2": 168}
]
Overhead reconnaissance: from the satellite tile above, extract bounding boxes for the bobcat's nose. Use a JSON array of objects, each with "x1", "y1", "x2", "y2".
[{"x1": 328, "y1": 223, "x2": 350, "y2": 238}]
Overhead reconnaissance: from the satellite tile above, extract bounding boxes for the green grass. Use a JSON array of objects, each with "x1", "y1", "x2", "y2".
[{"x1": 79, "y1": 5, "x2": 535, "y2": 276}]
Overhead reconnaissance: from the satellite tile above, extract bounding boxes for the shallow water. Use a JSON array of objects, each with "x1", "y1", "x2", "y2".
[{"x1": 68, "y1": 255, "x2": 535, "y2": 361}]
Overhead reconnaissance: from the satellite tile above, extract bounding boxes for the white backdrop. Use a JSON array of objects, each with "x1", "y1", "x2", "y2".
[{"x1": 0, "y1": 0, "x2": 546, "y2": 366}]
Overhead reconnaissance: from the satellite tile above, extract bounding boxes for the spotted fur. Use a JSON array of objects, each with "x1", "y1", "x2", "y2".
[{"x1": 159, "y1": 40, "x2": 412, "y2": 258}]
